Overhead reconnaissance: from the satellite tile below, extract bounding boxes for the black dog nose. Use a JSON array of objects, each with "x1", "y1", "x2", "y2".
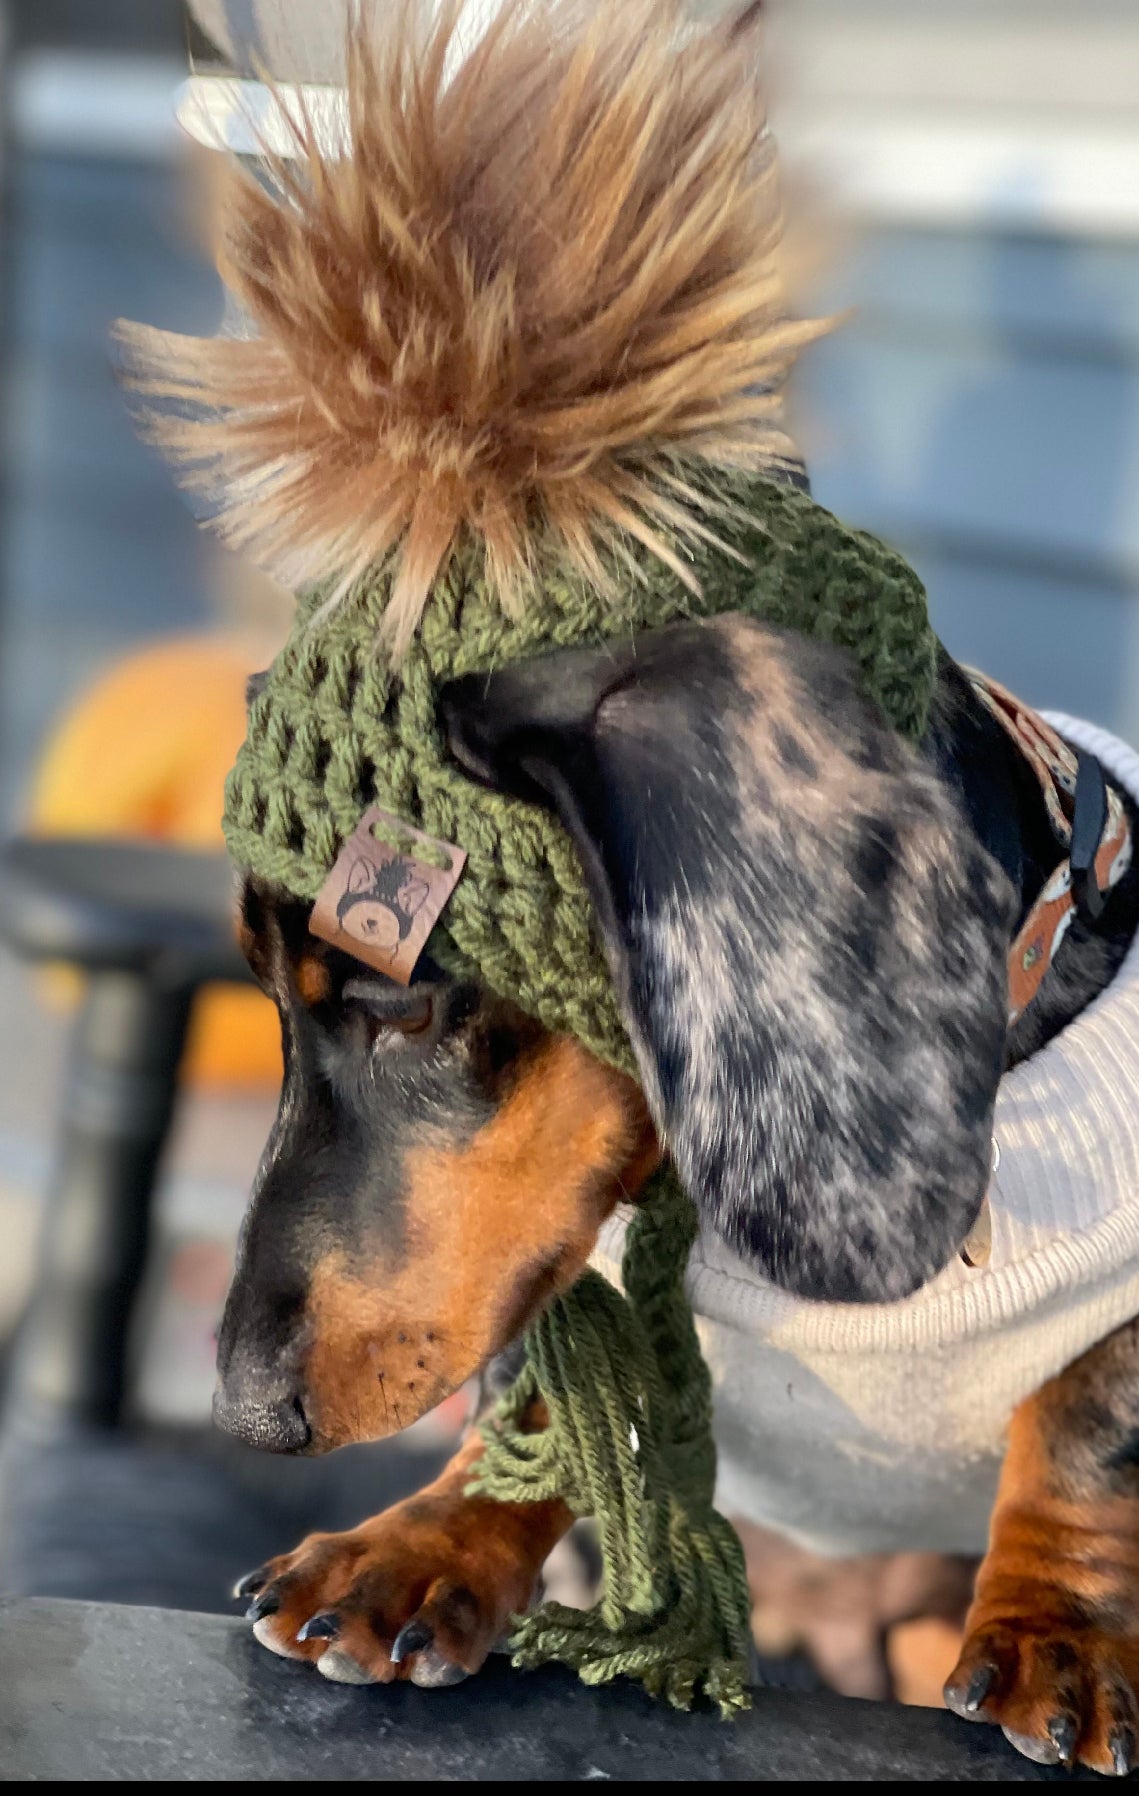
[{"x1": 212, "y1": 1387, "x2": 311, "y2": 1453}]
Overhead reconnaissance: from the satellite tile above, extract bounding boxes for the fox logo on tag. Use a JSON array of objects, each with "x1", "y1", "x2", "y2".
[
  {"x1": 310, "y1": 807, "x2": 466, "y2": 983},
  {"x1": 336, "y1": 856, "x2": 431, "y2": 959}
]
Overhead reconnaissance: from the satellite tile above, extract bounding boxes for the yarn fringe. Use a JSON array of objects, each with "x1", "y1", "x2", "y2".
[{"x1": 468, "y1": 1168, "x2": 753, "y2": 1718}]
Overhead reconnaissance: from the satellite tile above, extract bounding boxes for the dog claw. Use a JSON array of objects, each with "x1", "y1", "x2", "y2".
[
  {"x1": 964, "y1": 1663, "x2": 997, "y2": 1714},
  {"x1": 317, "y1": 1648, "x2": 375, "y2": 1686},
  {"x1": 1110, "y1": 1727, "x2": 1134, "y2": 1778},
  {"x1": 409, "y1": 1647, "x2": 468, "y2": 1689},
  {"x1": 390, "y1": 1617, "x2": 434, "y2": 1664},
  {"x1": 1001, "y1": 1726, "x2": 1063, "y2": 1766},
  {"x1": 1047, "y1": 1715, "x2": 1077, "y2": 1767},
  {"x1": 297, "y1": 1612, "x2": 340, "y2": 1643},
  {"x1": 245, "y1": 1588, "x2": 280, "y2": 1623},
  {"x1": 233, "y1": 1569, "x2": 267, "y2": 1601}
]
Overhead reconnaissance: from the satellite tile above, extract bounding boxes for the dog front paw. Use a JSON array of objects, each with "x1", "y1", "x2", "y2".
[
  {"x1": 945, "y1": 1602, "x2": 1139, "y2": 1776},
  {"x1": 232, "y1": 1488, "x2": 545, "y2": 1689}
]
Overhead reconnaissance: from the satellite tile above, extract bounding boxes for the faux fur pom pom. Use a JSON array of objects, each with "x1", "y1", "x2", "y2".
[{"x1": 119, "y1": 0, "x2": 827, "y2": 658}]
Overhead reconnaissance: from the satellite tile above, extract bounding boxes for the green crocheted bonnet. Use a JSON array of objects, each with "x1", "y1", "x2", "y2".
[{"x1": 223, "y1": 476, "x2": 935, "y2": 1075}]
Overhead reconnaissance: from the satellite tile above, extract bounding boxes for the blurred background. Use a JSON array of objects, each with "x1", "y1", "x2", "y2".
[{"x1": 0, "y1": 0, "x2": 1135, "y2": 1658}]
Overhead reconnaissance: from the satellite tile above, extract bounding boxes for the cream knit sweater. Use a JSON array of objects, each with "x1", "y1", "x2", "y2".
[{"x1": 595, "y1": 715, "x2": 1139, "y2": 1557}]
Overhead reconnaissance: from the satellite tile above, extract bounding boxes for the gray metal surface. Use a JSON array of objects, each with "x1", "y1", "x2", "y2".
[{"x1": 0, "y1": 1596, "x2": 1090, "y2": 1781}]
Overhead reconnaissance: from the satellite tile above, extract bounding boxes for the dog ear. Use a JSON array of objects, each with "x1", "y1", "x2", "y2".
[
  {"x1": 347, "y1": 857, "x2": 375, "y2": 896},
  {"x1": 439, "y1": 615, "x2": 1016, "y2": 1303},
  {"x1": 401, "y1": 877, "x2": 430, "y2": 917}
]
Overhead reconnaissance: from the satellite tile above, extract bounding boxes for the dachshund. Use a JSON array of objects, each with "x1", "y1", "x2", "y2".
[
  {"x1": 219, "y1": 623, "x2": 1139, "y2": 1772},
  {"x1": 123, "y1": 0, "x2": 1139, "y2": 1772}
]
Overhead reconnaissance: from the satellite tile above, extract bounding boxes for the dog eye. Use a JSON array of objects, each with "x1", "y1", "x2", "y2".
[{"x1": 342, "y1": 978, "x2": 435, "y2": 1048}]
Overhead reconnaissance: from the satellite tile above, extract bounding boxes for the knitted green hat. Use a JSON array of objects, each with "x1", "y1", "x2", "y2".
[{"x1": 224, "y1": 476, "x2": 935, "y2": 1074}]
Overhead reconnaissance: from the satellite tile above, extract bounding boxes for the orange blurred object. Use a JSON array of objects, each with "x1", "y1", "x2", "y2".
[{"x1": 29, "y1": 636, "x2": 281, "y2": 1088}]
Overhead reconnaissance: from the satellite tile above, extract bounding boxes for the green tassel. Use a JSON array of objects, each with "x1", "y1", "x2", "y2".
[{"x1": 468, "y1": 1168, "x2": 753, "y2": 1719}]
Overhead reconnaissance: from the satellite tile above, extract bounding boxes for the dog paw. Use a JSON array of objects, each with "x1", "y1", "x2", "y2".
[
  {"x1": 945, "y1": 1613, "x2": 1139, "y2": 1776},
  {"x1": 231, "y1": 1492, "x2": 539, "y2": 1689}
]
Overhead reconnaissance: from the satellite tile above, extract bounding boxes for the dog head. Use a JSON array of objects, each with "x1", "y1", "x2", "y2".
[
  {"x1": 214, "y1": 871, "x2": 658, "y2": 1453},
  {"x1": 214, "y1": 613, "x2": 1015, "y2": 1454}
]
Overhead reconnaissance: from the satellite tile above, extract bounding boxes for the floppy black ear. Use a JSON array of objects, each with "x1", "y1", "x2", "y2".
[{"x1": 439, "y1": 615, "x2": 1016, "y2": 1303}]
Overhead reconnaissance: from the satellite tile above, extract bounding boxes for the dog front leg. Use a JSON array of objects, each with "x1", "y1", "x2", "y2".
[
  {"x1": 234, "y1": 1393, "x2": 573, "y2": 1688},
  {"x1": 945, "y1": 1317, "x2": 1139, "y2": 1774}
]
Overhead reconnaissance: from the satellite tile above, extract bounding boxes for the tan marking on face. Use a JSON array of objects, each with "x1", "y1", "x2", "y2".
[
  {"x1": 295, "y1": 952, "x2": 332, "y2": 1007},
  {"x1": 302, "y1": 1035, "x2": 657, "y2": 1449}
]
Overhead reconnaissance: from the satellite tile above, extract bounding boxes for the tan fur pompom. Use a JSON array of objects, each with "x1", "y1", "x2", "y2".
[{"x1": 120, "y1": 0, "x2": 828, "y2": 658}]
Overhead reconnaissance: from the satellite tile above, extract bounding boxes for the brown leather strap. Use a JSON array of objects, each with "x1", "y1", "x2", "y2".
[
  {"x1": 958, "y1": 678, "x2": 1132, "y2": 1269},
  {"x1": 970, "y1": 673, "x2": 1132, "y2": 1025}
]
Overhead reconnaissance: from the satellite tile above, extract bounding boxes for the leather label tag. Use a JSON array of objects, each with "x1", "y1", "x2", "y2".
[{"x1": 309, "y1": 806, "x2": 466, "y2": 984}]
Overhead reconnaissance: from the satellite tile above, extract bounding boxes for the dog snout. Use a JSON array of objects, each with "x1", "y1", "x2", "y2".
[{"x1": 212, "y1": 1382, "x2": 312, "y2": 1453}]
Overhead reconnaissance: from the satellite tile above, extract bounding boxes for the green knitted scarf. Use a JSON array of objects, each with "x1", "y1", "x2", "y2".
[
  {"x1": 225, "y1": 474, "x2": 936, "y2": 1713},
  {"x1": 471, "y1": 1168, "x2": 753, "y2": 1714}
]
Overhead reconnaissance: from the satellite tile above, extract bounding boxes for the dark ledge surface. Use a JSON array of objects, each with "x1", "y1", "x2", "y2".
[{"x1": 0, "y1": 1597, "x2": 1097, "y2": 1781}]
